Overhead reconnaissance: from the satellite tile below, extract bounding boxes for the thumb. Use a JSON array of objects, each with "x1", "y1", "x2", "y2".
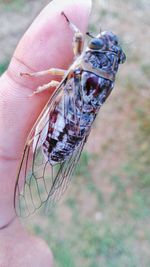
[
  {"x1": 0, "y1": 0, "x2": 91, "y2": 224},
  {"x1": 1, "y1": 0, "x2": 92, "y2": 159}
]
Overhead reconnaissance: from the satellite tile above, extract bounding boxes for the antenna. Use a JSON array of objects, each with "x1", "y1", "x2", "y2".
[{"x1": 86, "y1": 32, "x2": 95, "y2": 38}]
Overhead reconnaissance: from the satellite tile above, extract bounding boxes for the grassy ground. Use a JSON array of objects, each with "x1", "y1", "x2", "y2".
[{"x1": 1, "y1": 0, "x2": 150, "y2": 266}]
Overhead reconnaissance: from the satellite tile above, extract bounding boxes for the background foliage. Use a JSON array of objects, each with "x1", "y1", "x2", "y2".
[{"x1": 0, "y1": 0, "x2": 150, "y2": 266}]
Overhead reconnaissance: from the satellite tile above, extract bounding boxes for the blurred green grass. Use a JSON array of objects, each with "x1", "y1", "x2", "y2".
[
  {"x1": 0, "y1": 0, "x2": 24, "y2": 10},
  {"x1": 0, "y1": 61, "x2": 8, "y2": 75},
  {"x1": 1, "y1": 0, "x2": 150, "y2": 266},
  {"x1": 30, "y1": 147, "x2": 150, "y2": 267}
]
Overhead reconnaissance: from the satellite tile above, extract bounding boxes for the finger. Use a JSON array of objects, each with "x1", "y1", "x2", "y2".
[
  {"x1": 0, "y1": 0, "x2": 92, "y2": 158},
  {"x1": 0, "y1": 0, "x2": 92, "y2": 225},
  {"x1": 9, "y1": 0, "x2": 92, "y2": 90},
  {"x1": 0, "y1": 219, "x2": 53, "y2": 266}
]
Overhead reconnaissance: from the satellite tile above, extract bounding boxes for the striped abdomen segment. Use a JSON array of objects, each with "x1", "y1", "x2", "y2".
[{"x1": 42, "y1": 96, "x2": 83, "y2": 165}]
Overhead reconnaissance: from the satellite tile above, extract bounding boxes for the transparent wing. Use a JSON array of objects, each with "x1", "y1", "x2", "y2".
[
  {"x1": 14, "y1": 74, "x2": 86, "y2": 217},
  {"x1": 15, "y1": 133, "x2": 86, "y2": 217}
]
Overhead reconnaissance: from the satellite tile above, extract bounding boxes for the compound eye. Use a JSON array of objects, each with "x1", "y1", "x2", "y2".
[
  {"x1": 109, "y1": 32, "x2": 118, "y2": 45},
  {"x1": 113, "y1": 35, "x2": 118, "y2": 45},
  {"x1": 89, "y1": 38, "x2": 104, "y2": 50}
]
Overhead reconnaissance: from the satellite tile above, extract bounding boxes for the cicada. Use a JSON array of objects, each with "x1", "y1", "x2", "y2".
[{"x1": 14, "y1": 12, "x2": 126, "y2": 217}]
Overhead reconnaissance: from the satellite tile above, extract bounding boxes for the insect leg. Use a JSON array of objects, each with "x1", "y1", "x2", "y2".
[
  {"x1": 61, "y1": 12, "x2": 84, "y2": 57},
  {"x1": 30, "y1": 80, "x2": 60, "y2": 96},
  {"x1": 20, "y1": 68, "x2": 66, "y2": 78}
]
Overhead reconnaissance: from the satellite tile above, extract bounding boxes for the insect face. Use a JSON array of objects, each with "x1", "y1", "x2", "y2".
[{"x1": 87, "y1": 31, "x2": 126, "y2": 65}]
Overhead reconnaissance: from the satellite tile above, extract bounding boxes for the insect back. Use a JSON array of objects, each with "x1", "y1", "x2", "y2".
[{"x1": 80, "y1": 30, "x2": 126, "y2": 116}]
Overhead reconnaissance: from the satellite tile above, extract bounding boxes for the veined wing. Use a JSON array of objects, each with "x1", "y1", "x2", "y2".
[{"x1": 14, "y1": 72, "x2": 86, "y2": 217}]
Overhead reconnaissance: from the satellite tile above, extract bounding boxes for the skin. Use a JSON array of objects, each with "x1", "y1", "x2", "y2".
[{"x1": 0, "y1": 0, "x2": 92, "y2": 266}]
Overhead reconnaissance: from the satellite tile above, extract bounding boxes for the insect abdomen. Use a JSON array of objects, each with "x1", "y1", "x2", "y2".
[
  {"x1": 42, "y1": 69, "x2": 114, "y2": 165},
  {"x1": 42, "y1": 92, "x2": 83, "y2": 164}
]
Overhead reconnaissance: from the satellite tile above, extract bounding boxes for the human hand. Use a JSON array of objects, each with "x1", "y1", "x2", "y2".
[{"x1": 0, "y1": 0, "x2": 91, "y2": 266}]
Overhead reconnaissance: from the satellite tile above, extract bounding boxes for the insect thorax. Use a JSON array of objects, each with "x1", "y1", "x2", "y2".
[{"x1": 42, "y1": 52, "x2": 117, "y2": 165}]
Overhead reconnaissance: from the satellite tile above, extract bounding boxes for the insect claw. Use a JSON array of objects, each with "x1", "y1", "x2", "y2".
[
  {"x1": 20, "y1": 72, "x2": 33, "y2": 77},
  {"x1": 28, "y1": 92, "x2": 35, "y2": 98},
  {"x1": 20, "y1": 72, "x2": 31, "y2": 77},
  {"x1": 61, "y1": 11, "x2": 70, "y2": 23},
  {"x1": 61, "y1": 11, "x2": 81, "y2": 36}
]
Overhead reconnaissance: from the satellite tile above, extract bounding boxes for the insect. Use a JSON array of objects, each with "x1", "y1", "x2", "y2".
[{"x1": 14, "y1": 12, "x2": 126, "y2": 217}]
